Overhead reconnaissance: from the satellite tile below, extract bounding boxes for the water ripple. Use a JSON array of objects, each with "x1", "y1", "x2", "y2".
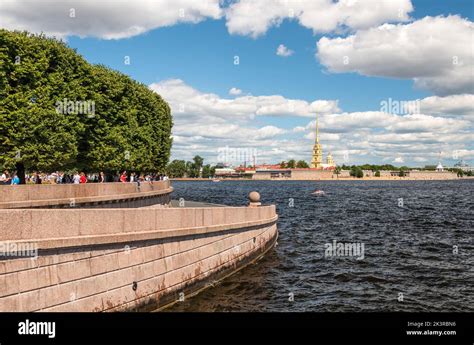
[{"x1": 166, "y1": 180, "x2": 474, "y2": 312}]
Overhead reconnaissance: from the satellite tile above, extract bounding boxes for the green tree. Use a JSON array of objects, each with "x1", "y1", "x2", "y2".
[
  {"x1": 374, "y1": 170, "x2": 381, "y2": 177},
  {"x1": 296, "y1": 160, "x2": 309, "y2": 168},
  {"x1": 166, "y1": 160, "x2": 186, "y2": 178},
  {"x1": 202, "y1": 164, "x2": 215, "y2": 178},
  {"x1": 279, "y1": 161, "x2": 287, "y2": 168},
  {"x1": 187, "y1": 155, "x2": 204, "y2": 178},
  {"x1": 350, "y1": 166, "x2": 363, "y2": 178},
  {"x1": 287, "y1": 159, "x2": 296, "y2": 168},
  {"x1": 0, "y1": 30, "x2": 173, "y2": 182}
]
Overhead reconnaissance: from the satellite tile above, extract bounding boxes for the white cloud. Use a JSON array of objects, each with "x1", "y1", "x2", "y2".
[
  {"x1": 317, "y1": 16, "x2": 474, "y2": 95},
  {"x1": 0, "y1": 0, "x2": 222, "y2": 39},
  {"x1": 1, "y1": 0, "x2": 414, "y2": 40},
  {"x1": 386, "y1": 114, "x2": 470, "y2": 133},
  {"x1": 255, "y1": 126, "x2": 286, "y2": 139},
  {"x1": 229, "y1": 87, "x2": 242, "y2": 96},
  {"x1": 225, "y1": 0, "x2": 413, "y2": 38},
  {"x1": 149, "y1": 79, "x2": 340, "y2": 119},
  {"x1": 159, "y1": 83, "x2": 473, "y2": 165},
  {"x1": 292, "y1": 126, "x2": 306, "y2": 133},
  {"x1": 276, "y1": 44, "x2": 294, "y2": 57},
  {"x1": 309, "y1": 111, "x2": 471, "y2": 134},
  {"x1": 394, "y1": 157, "x2": 405, "y2": 163},
  {"x1": 305, "y1": 132, "x2": 340, "y2": 141},
  {"x1": 417, "y1": 94, "x2": 474, "y2": 116}
]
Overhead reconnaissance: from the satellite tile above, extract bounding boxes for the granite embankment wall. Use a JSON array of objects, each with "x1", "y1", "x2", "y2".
[
  {"x1": 0, "y1": 181, "x2": 172, "y2": 209},
  {"x1": 0, "y1": 183, "x2": 278, "y2": 312}
]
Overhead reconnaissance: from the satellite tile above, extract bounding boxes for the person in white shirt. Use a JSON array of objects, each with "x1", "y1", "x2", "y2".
[
  {"x1": 73, "y1": 173, "x2": 80, "y2": 184},
  {"x1": 0, "y1": 170, "x2": 10, "y2": 185}
]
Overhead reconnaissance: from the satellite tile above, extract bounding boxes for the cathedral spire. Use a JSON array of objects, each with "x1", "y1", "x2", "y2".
[{"x1": 311, "y1": 113, "x2": 323, "y2": 168}]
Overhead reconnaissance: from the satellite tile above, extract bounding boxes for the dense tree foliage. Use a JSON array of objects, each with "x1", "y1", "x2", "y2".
[
  {"x1": 0, "y1": 30, "x2": 172, "y2": 182},
  {"x1": 296, "y1": 160, "x2": 309, "y2": 168},
  {"x1": 166, "y1": 156, "x2": 214, "y2": 178},
  {"x1": 166, "y1": 159, "x2": 187, "y2": 178},
  {"x1": 341, "y1": 164, "x2": 400, "y2": 171},
  {"x1": 350, "y1": 166, "x2": 364, "y2": 178},
  {"x1": 201, "y1": 164, "x2": 215, "y2": 178},
  {"x1": 187, "y1": 155, "x2": 204, "y2": 178}
]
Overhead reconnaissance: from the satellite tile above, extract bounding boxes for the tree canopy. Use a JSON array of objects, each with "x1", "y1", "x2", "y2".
[{"x1": 0, "y1": 30, "x2": 172, "y2": 180}]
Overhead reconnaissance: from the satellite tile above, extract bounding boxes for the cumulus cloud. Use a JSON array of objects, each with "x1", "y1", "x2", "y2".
[
  {"x1": 0, "y1": 0, "x2": 414, "y2": 40},
  {"x1": 317, "y1": 16, "x2": 474, "y2": 95},
  {"x1": 229, "y1": 87, "x2": 242, "y2": 96},
  {"x1": 386, "y1": 114, "x2": 470, "y2": 133},
  {"x1": 255, "y1": 126, "x2": 287, "y2": 139},
  {"x1": 151, "y1": 79, "x2": 472, "y2": 165},
  {"x1": 225, "y1": 0, "x2": 413, "y2": 38},
  {"x1": 276, "y1": 44, "x2": 294, "y2": 57},
  {"x1": 0, "y1": 0, "x2": 222, "y2": 39},
  {"x1": 304, "y1": 111, "x2": 471, "y2": 134},
  {"x1": 291, "y1": 111, "x2": 472, "y2": 166},
  {"x1": 149, "y1": 79, "x2": 340, "y2": 119},
  {"x1": 417, "y1": 94, "x2": 474, "y2": 116}
]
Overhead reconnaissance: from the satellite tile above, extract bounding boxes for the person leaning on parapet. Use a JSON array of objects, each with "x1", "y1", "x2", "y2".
[
  {"x1": 10, "y1": 173, "x2": 20, "y2": 185},
  {"x1": 79, "y1": 172, "x2": 87, "y2": 184},
  {"x1": 73, "y1": 172, "x2": 80, "y2": 184},
  {"x1": 0, "y1": 170, "x2": 11, "y2": 185},
  {"x1": 120, "y1": 171, "x2": 127, "y2": 183},
  {"x1": 49, "y1": 171, "x2": 58, "y2": 184},
  {"x1": 33, "y1": 172, "x2": 42, "y2": 184}
]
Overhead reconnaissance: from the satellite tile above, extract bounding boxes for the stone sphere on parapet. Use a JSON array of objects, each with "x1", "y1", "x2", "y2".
[{"x1": 248, "y1": 191, "x2": 261, "y2": 203}]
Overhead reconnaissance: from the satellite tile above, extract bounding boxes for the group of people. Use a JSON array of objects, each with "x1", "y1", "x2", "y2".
[
  {"x1": 0, "y1": 170, "x2": 169, "y2": 185},
  {"x1": 0, "y1": 170, "x2": 20, "y2": 185}
]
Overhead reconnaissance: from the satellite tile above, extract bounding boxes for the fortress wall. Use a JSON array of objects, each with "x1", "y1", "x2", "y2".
[{"x1": 290, "y1": 170, "x2": 334, "y2": 180}]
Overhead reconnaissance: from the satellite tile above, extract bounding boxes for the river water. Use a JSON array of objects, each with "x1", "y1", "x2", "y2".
[{"x1": 166, "y1": 180, "x2": 473, "y2": 312}]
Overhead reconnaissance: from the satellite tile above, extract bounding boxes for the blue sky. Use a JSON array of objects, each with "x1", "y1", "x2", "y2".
[{"x1": 1, "y1": 0, "x2": 473, "y2": 166}]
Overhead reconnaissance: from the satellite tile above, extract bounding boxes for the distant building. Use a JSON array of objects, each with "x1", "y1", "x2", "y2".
[
  {"x1": 310, "y1": 114, "x2": 335, "y2": 169},
  {"x1": 326, "y1": 152, "x2": 335, "y2": 166},
  {"x1": 436, "y1": 162, "x2": 444, "y2": 172},
  {"x1": 215, "y1": 168, "x2": 236, "y2": 176},
  {"x1": 454, "y1": 160, "x2": 474, "y2": 172}
]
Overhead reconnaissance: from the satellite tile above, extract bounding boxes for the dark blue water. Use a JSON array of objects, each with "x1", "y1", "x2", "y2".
[{"x1": 167, "y1": 180, "x2": 474, "y2": 312}]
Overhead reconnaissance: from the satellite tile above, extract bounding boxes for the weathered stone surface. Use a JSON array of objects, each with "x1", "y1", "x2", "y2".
[
  {"x1": 0, "y1": 181, "x2": 172, "y2": 208},
  {"x1": 0, "y1": 200, "x2": 277, "y2": 311}
]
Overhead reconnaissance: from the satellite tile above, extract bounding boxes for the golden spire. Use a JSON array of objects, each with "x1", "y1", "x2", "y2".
[{"x1": 311, "y1": 113, "x2": 323, "y2": 168}]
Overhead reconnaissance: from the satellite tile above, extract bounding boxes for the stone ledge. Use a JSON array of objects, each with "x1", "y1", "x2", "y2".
[
  {"x1": 1, "y1": 214, "x2": 278, "y2": 250},
  {"x1": 0, "y1": 187, "x2": 173, "y2": 209},
  {"x1": 0, "y1": 181, "x2": 172, "y2": 208}
]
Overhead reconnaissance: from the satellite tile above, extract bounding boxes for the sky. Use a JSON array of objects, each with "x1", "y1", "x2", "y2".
[{"x1": 1, "y1": 0, "x2": 473, "y2": 167}]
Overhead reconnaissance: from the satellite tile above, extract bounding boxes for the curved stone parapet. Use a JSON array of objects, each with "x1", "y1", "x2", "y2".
[
  {"x1": 0, "y1": 181, "x2": 173, "y2": 209},
  {"x1": 0, "y1": 205, "x2": 278, "y2": 311}
]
